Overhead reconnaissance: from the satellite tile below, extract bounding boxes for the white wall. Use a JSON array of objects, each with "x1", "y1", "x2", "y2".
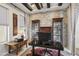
[
  {"x1": 75, "y1": 4, "x2": 79, "y2": 49},
  {"x1": 66, "y1": 5, "x2": 73, "y2": 52},
  {"x1": 76, "y1": 16, "x2": 79, "y2": 48},
  {"x1": 0, "y1": 4, "x2": 29, "y2": 55},
  {"x1": 65, "y1": 4, "x2": 77, "y2": 55}
]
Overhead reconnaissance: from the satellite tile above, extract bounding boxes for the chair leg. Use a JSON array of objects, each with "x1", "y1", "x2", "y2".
[
  {"x1": 43, "y1": 48, "x2": 53, "y2": 56},
  {"x1": 58, "y1": 50, "x2": 60, "y2": 56},
  {"x1": 8, "y1": 45, "x2": 11, "y2": 53}
]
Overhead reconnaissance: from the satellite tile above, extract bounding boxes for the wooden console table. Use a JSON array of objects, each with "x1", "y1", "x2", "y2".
[{"x1": 5, "y1": 40, "x2": 27, "y2": 55}]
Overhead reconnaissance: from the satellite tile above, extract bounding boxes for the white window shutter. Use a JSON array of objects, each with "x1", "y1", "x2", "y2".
[
  {"x1": 19, "y1": 15, "x2": 25, "y2": 27},
  {"x1": 0, "y1": 6, "x2": 8, "y2": 25},
  {"x1": 0, "y1": 6, "x2": 8, "y2": 42}
]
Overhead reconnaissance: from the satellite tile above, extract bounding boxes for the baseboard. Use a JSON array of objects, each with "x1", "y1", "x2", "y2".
[
  {"x1": 0, "y1": 52, "x2": 8, "y2": 56},
  {"x1": 61, "y1": 48, "x2": 72, "y2": 56},
  {"x1": 64, "y1": 48, "x2": 72, "y2": 53}
]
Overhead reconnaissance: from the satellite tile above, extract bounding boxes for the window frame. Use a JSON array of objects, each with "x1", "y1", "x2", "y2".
[{"x1": 0, "y1": 5, "x2": 9, "y2": 43}]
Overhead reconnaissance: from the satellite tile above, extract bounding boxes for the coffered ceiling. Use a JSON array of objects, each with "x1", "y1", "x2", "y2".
[{"x1": 12, "y1": 3, "x2": 70, "y2": 14}]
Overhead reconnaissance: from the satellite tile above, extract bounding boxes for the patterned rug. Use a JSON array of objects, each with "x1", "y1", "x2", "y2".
[{"x1": 26, "y1": 47, "x2": 63, "y2": 56}]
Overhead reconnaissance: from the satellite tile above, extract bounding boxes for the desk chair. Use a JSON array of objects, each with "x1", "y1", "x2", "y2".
[{"x1": 32, "y1": 32, "x2": 64, "y2": 56}]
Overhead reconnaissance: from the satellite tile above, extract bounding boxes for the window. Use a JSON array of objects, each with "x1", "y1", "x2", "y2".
[
  {"x1": 52, "y1": 18, "x2": 63, "y2": 43},
  {"x1": 0, "y1": 26, "x2": 8, "y2": 42},
  {"x1": 53, "y1": 22, "x2": 62, "y2": 42},
  {"x1": 0, "y1": 6, "x2": 9, "y2": 42},
  {"x1": 32, "y1": 20, "x2": 40, "y2": 38},
  {"x1": 19, "y1": 15, "x2": 26, "y2": 37}
]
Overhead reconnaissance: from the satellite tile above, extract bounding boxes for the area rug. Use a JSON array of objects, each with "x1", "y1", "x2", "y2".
[{"x1": 29, "y1": 47, "x2": 63, "y2": 56}]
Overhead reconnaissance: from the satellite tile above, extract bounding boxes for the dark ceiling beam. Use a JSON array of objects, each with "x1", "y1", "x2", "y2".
[
  {"x1": 35, "y1": 3, "x2": 41, "y2": 10},
  {"x1": 58, "y1": 3, "x2": 63, "y2": 6},
  {"x1": 47, "y1": 3, "x2": 50, "y2": 8},
  {"x1": 40, "y1": 3, "x2": 43, "y2": 8},
  {"x1": 22, "y1": 3, "x2": 33, "y2": 11}
]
